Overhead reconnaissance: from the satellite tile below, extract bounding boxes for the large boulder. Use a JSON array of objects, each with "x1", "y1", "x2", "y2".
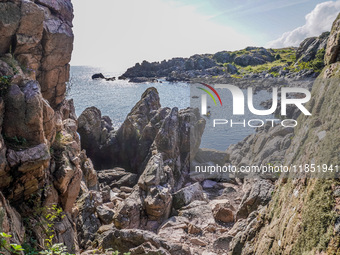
[
  {"x1": 114, "y1": 154, "x2": 173, "y2": 231},
  {"x1": 113, "y1": 188, "x2": 145, "y2": 230},
  {"x1": 296, "y1": 32, "x2": 329, "y2": 63},
  {"x1": 77, "y1": 107, "x2": 110, "y2": 169},
  {"x1": 236, "y1": 179, "x2": 274, "y2": 220},
  {"x1": 115, "y1": 87, "x2": 161, "y2": 172},
  {"x1": 172, "y1": 182, "x2": 206, "y2": 210},
  {"x1": 97, "y1": 168, "x2": 138, "y2": 188},
  {"x1": 213, "y1": 51, "x2": 233, "y2": 63},
  {"x1": 210, "y1": 199, "x2": 235, "y2": 223},
  {"x1": 4, "y1": 81, "x2": 45, "y2": 146},
  {"x1": 96, "y1": 228, "x2": 191, "y2": 255},
  {"x1": 0, "y1": 2, "x2": 21, "y2": 54},
  {"x1": 76, "y1": 191, "x2": 102, "y2": 249},
  {"x1": 178, "y1": 201, "x2": 216, "y2": 231}
]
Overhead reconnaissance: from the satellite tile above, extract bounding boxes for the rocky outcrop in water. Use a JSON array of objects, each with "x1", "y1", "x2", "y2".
[
  {"x1": 122, "y1": 36, "x2": 329, "y2": 85},
  {"x1": 78, "y1": 87, "x2": 206, "y2": 179},
  {"x1": 91, "y1": 73, "x2": 115, "y2": 81}
]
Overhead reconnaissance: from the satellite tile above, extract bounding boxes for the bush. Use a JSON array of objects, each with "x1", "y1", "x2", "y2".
[
  {"x1": 0, "y1": 232, "x2": 24, "y2": 254},
  {"x1": 0, "y1": 75, "x2": 12, "y2": 96}
]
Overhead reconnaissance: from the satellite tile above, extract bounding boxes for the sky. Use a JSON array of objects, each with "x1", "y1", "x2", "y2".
[{"x1": 70, "y1": 0, "x2": 340, "y2": 71}]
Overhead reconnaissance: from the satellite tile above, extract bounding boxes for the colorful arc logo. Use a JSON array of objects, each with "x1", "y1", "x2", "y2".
[{"x1": 197, "y1": 82, "x2": 222, "y2": 106}]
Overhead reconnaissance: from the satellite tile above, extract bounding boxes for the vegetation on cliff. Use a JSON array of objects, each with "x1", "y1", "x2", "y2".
[{"x1": 122, "y1": 31, "x2": 329, "y2": 83}]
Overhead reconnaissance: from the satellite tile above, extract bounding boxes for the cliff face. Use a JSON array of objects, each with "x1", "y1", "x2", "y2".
[
  {"x1": 0, "y1": 1, "x2": 209, "y2": 254},
  {"x1": 0, "y1": 0, "x2": 95, "y2": 253},
  {"x1": 227, "y1": 14, "x2": 340, "y2": 255},
  {"x1": 0, "y1": 0, "x2": 73, "y2": 108}
]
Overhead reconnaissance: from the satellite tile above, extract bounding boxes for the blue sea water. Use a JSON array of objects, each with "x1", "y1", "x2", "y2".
[
  {"x1": 68, "y1": 66, "x2": 189, "y2": 129},
  {"x1": 68, "y1": 66, "x2": 274, "y2": 151}
]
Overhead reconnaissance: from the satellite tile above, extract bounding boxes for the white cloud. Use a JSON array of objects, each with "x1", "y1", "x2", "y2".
[
  {"x1": 267, "y1": 1, "x2": 340, "y2": 48},
  {"x1": 71, "y1": 0, "x2": 255, "y2": 71}
]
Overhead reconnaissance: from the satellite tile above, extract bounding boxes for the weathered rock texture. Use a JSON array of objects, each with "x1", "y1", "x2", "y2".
[
  {"x1": 296, "y1": 31, "x2": 329, "y2": 63},
  {"x1": 1, "y1": 1, "x2": 339, "y2": 254},
  {"x1": 0, "y1": 0, "x2": 96, "y2": 253},
  {"x1": 226, "y1": 13, "x2": 340, "y2": 255},
  {"x1": 0, "y1": 0, "x2": 73, "y2": 107},
  {"x1": 78, "y1": 87, "x2": 206, "y2": 181},
  {"x1": 77, "y1": 88, "x2": 206, "y2": 236}
]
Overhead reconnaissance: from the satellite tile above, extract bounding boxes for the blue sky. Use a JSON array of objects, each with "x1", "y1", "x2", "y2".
[
  {"x1": 167, "y1": 0, "x2": 327, "y2": 42},
  {"x1": 71, "y1": 0, "x2": 340, "y2": 70}
]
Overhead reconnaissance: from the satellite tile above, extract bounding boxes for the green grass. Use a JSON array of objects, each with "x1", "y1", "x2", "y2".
[
  {"x1": 3, "y1": 134, "x2": 28, "y2": 149},
  {"x1": 226, "y1": 47, "x2": 297, "y2": 76},
  {"x1": 231, "y1": 74, "x2": 243, "y2": 79},
  {"x1": 0, "y1": 75, "x2": 12, "y2": 96}
]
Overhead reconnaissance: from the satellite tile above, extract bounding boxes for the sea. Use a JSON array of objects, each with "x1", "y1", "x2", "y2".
[{"x1": 68, "y1": 66, "x2": 274, "y2": 151}]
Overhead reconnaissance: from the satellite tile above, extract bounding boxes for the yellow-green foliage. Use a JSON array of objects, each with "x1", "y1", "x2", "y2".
[
  {"x1": 53, "y1": 131, "x2": 73, "y2": 151},
  {"x1": 232, "y1": 48, "x2": 296, "y2": 76},
  {"x1": 0, "y1": 232, "x2": 24, "y2": 254},
  {"x1": 3, "y1": 134, "x2": 28, "y2": 149},
  {"x1": 0, "y1": 75, "x2": 12, "y2": 96},
  {"x1": 231, "y1": 74, "x2": 243, "y2": 79}
]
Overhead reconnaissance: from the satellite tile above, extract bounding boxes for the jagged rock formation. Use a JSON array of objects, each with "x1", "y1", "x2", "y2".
[
  {"x1": 296, "y1": 31, "x2": 329, "y2": 63},
  {"x1": 78, "y1": 88, "x2": 206, "y2": 234},
  {"x1": 1, "y1": 0, "x2": 339, "y2": 254},
  {"x1": 0, "y1": 3, "x2": 218, "y2": 251},
  {"x1": 78, "y1": 87, "x2": 206, "y2": 181},
  {"x1": 0, "y1": 0, "x2": 96, "y2": 253}
]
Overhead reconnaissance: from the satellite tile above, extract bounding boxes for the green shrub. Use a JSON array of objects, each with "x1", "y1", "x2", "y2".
[
  {"x1": 270, "y1": 71, "x2": 279, "y2": 77},
  {"x1": 3, "y1": 134, "x2": 28, "y2": 149},
  {"x1": 104, "y1": 249, "x2": 131, "y2": 255},
  {"x1": 0, "y1": 232, "x2": 24, "y2": 254},
  {"x1": 40, "y1": 243, "x2": 74, "y2": 255},
  {"x1": 0, "y1": 75, "x2": 12, "y2": 96}
]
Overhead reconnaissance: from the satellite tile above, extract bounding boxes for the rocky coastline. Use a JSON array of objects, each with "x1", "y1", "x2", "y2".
[
  {"x1": 120, "y1": 32, "x2": 329, "y2": 90},
  {"x1": 0, "y1": 1, "x2": 339, "y2": 255}
]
